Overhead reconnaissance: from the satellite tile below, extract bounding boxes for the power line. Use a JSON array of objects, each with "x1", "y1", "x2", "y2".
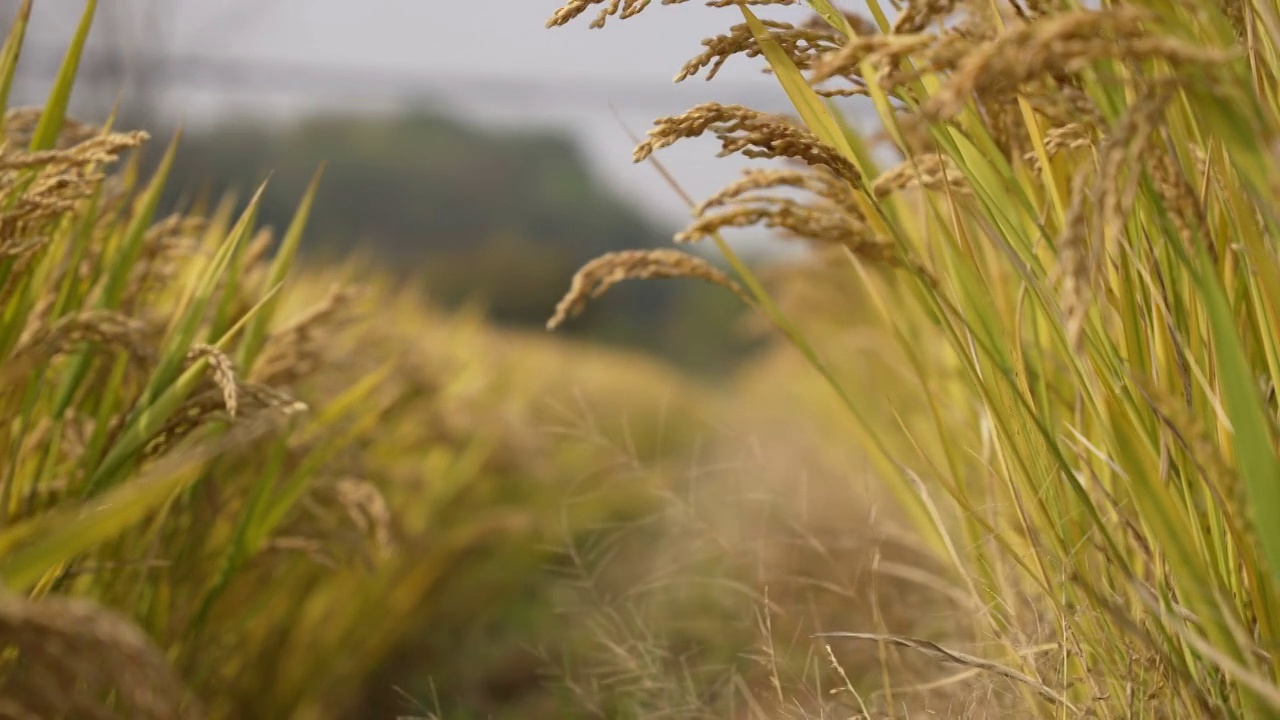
[{"x1": 12, "y1": 46, "x2": 795, "y2": 111}]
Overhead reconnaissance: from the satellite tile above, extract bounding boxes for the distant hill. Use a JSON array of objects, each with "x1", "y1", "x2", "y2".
[{"x1": 153, "y1": 110, "x2": 761, "y2": 373}]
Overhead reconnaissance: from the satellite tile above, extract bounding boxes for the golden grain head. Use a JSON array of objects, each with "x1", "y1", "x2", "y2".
[
  {"x1": 240, "y1": 382, "x2": 310, "y2": 416},
  {"x1": 694, "y1": 167, "x2": 860, "y2": 216},
  {"x1": 1096, "y1": 86, "x2": 1177, "y2": 243},
  {"x1": 1023, "y1": 122, "x2": 1096, "y2": 172},
  {"x1": 334, "y1": 477, "x2": 396, "y2": 555},
  {"x1": 1, "y1": 107, "x2": 101, "y2": 149},
  {"x1": 812, "y1": 5, "x2": 1230, "y2": 129},
  {"x1": 547, "y1": 0, "x2": 656, "y2": 29},
  {"x1": 922, "y1": 7, "x2": 1235, "y2": 121},
  {"x1": 188, "y1": 344, "x2": 240, "y2": 418},
  {"x1": 677, "y1": 198, "x2": 897, "y2": 267},
  {"x1": 143, "y1": 381, "x2": 307, "y2": 460},
  {"x1": 547, "y1": 0, "x2": 803, "y2": 27},
  {"x1": 142, "y1": 393, "x2": 235, "y2": 460},
  {"x1": 133, "y1": 215, "x2": 209, "y2": 288},
  {"x1": 808, "y1": 33, "x2": 942, "y2": 86},
  {"x1": 0, "y1": 592, "x2": 202, "y2": 720},
  {"x1": 893, "y1": 0, "x2": 962, "y2": 34},
  {"x1": 1148, "y1": 147, "x2": 1205, "y2": 252},
  {"x1": 1055, "y1": 167, "x2": 1094, "y2": 351},
  {"x1": 1054, "y1": 85, "x2": 1175, "y2": 351},
  {"x1": 251, "y1": 283, "x2": 365, "y2": 386},
  {"x1": 547, "y1": 249, "x2": 752, "y2": 330},
  {"x1": 143, "y1": 214, "x2": 210, "y2": 247},
  {"x1": 677, "y1": 200, "x2": 841, "y2": 243},
  {"x1": 635, "y1": 102, "x2": 863, "y2": 187},
  {"x1": 677, "y1": 19, "x2": 843, "y2": 83},
  {"x1": 5, "y1": 310, "x2": 158, "y2": 383},
  {"x1": 871, "y1": 153, "x2": 971, "y2": 198},
  {"x1": 677, "y1": 163, "x2": 904, "y2": 261},
  {"x1": 0, "y1": 169, "x2": 109, "y2": 256},
  {"x1": 0, "y1": 130, "x2": 148, "y2": 172}
]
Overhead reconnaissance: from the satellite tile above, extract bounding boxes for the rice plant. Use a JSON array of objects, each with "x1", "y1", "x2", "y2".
[
  {"x1": 548, "y1": 0, "x2": 1280, "y2": 716},
  {"x1": 0, "y1": 3, "x2": 728, "y2": 717}
]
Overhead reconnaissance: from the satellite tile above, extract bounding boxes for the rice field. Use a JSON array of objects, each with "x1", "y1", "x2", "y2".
[{"x1": 3, "y1": 0, "x2": 1280, "y2": 717}]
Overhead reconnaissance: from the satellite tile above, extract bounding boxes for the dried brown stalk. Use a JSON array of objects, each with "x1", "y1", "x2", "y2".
[{"x1": 817, "y1": 631, "x2": 1076, "y2": 711}]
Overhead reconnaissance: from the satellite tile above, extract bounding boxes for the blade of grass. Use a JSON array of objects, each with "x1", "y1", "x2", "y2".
[
  {"x1": 0, "y1": 416, "x2": 281, "y2": 592},
  {"x1": 51, "y1": 131, "x2": 182, "y2": 419},
  {"x1": 1195, "y1": 252, "x2": 1280, "y2": 584},
  {"x1": 28, "y1": 0, "x2": 97, "y2": 152},
  {"x1": 0, "y1": 0, "x2": 33, "y2": 115},
  {"x1": 239, "y1": 164, "x2": 326, "y2": 370}
]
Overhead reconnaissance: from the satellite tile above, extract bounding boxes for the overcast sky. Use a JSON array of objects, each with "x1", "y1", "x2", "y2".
[{"x1": 6, "y1": 0, "x2": 881, "y2": 226}]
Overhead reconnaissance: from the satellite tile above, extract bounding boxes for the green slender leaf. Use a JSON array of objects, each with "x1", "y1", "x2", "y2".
[
  {"x1": 738, "y1": 7, "x2": 853, "y2": 158},
  {"x1": 256, "y1": 360, "x2": 398, "y2": 537},
  {"x1": 80, "y1": 206, "x2": 277, "y2": 497},
  {"x1": 52, "y1": 131, "x2": 182, "y2": 419},
  {"x1": 0, "y1": 0, "x2": 33, "y2": 115},
  {"x1": 1197, "y1": 258, "x2": 1280, "y2": 583},
  {"x1": 239, "y1": 164, "x2": 326, "y2": 370},
  {"x1": 29, "y1": 0, "x2": 97, "y2": 152},
  {"x1": 140, "y1": 180, "x2": 267, "y2": 409},
  {"x1": 738, "y1": 6, "x2": 892, "y2": 240},
  {"x1": 805, "y1": 0, "x2": 855, "y2": 34},
  {"x1": 0, "y1": 419, "x2": 278, "y2": 592}
]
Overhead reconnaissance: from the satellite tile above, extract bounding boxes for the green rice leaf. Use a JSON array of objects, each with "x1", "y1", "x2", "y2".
[
  {"x1": 0, "y1": 0, "x2": 33, "y2": 115},
  {"x1": 1197, "y1": 257, "x2": 1280, "y2": 583},
  {"x1": 28, "y1": 0, "x2": 97, "y2": 152}
]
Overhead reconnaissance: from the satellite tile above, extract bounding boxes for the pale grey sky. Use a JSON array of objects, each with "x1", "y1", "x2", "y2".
[{"x1": 7, "y1": 0, "x2": 882, "y2": 226}]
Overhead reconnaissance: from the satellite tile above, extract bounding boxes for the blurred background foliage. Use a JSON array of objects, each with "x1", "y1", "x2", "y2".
[{"x1": 151, "y1": 112, "x2": 765, "y2": 375}]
